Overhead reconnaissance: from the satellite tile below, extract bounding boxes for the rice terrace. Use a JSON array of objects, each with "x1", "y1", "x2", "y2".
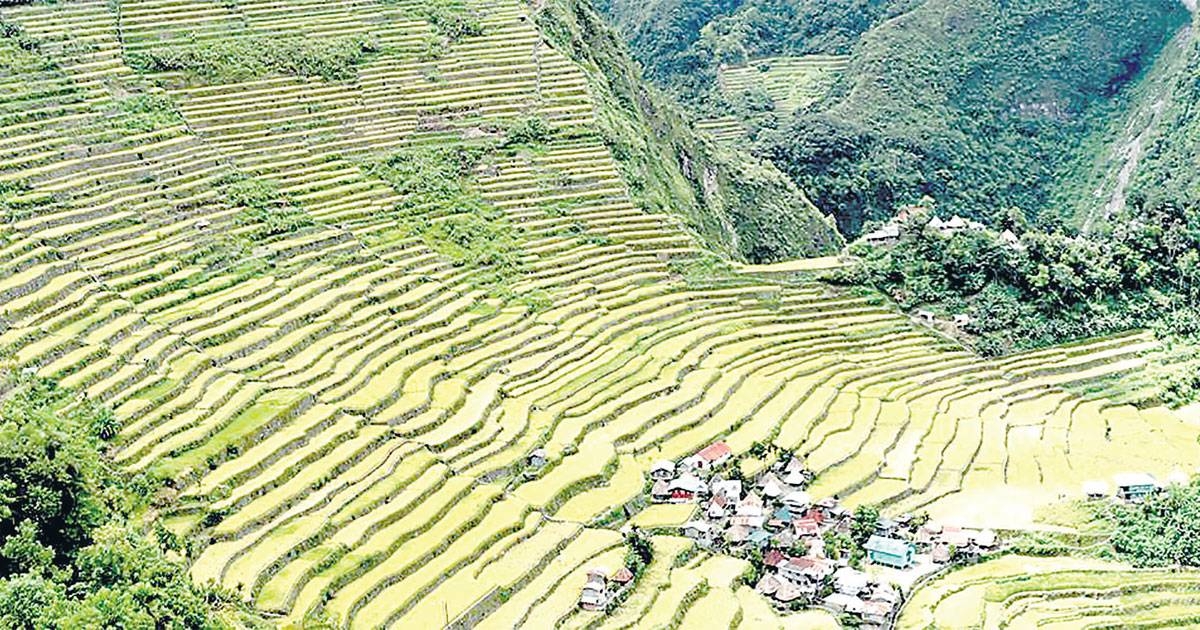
[{"x1": 3, "y1": 0, "x2": 1200, "y2": 628}]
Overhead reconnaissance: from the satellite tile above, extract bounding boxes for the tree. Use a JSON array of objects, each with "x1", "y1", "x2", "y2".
[{"x1": 850, "y1": 504, "x2": 880, "y2": 546}]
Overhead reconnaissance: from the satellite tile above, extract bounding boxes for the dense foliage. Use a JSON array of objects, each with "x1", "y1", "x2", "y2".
[
  {"x1": 127, "y1": 35, "x2": 378, "y2": 82},
  {"x1": 834, "y1": 200, "x2": 1200, "y2": 359},
  {"x1": 1108, "y1": 481, "x2": 1200, "y2": 568},
  {"x1": 224, "y1": 174, "x2": 315, "y2": 240},
  {"x1": 366, "y1": 146, "x2": 525, "y2": 290},
  {"x1": 601, "y1": 0, "x2": 901, "y2": 105},
  {"x1": 755, "y1": 0, "x2": 1187, "y2": 236},
  {"x1": 0, "y1": 372, "x2": 236, "y2": 628}
]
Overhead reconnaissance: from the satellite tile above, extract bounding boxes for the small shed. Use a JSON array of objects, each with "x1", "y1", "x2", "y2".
[
  {"x1": 650, "y1": 479, "x2": 671, "y2": 502},
  {"x1": 614, "y1": 566, "x2": 633, "y2": 588},
  {"x1": 527, "y1": 448, "x2": 548, "y2": 468},
  {"x1": 1082, "y1": 480, "x2": 1108, "y2": 500},
  {"x1": 865, "y1": 535, "x2": 915, "y2": 569},
  {"x1": 681, "y1": 520, "x2": 711, "y2": 540},
  {"x1": 611, "y1": 567, "x2": 634, "y2": 586}
]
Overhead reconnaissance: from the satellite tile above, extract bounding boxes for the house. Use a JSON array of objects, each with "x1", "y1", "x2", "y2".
[
  {"x1": 1000, "y1": 229, "x2": 1023, "y2": 250},
  {"x1": 783, "y1": 456, "x2": 807, "y2": 476},
  {"x1": 527, "y1": 448, "x2": 548, "y2": 468},
  {"x1": 779, "y1": 556, "x2": 833, "y2": 583},
  {"x1": 939, "y1": 216, "x2": 969, "y2": 234},
  {"x1": 782, "y1": 468, "x2": 807, "y2": 487},
  {"x1": 711, "y1": 479, "x2": 742, "y2": 502},
  {"x1": 725, "y1": 524, "x2": 750, "y2": 545},
  {"x1": 682, "y1": 520, "x2": 711, "y2": 540},
  {"x1": 649, "y1": 459, "x2": 675, "y2": 480},
  {"x1": 1082, "y1": 480, "x2": 1108, "y2": 500},
  {"x1": 952, "y1": 313, "x2": 972, "y2": 328},
  {"x1": 793, "y1": 518, "x2": 820, "y2": 538},
  {"x1": 760, "y1": 475, "x2": 785, "y2": 499},
  {"x1": 763, "y1": 549, "x2": 786, "y2": 569},
  {"x1": 823, "y1": 593, "x2": 865, "y2": 614},
  {"x1": 755, "y1": 573, "x2": 782, "y2": 597},
  {"x1": 781, "y1": 490, "x2": 811, "y2": 511},
  {"x1": 768, "y1": 506, "x2": 793, "y2": 530},
  {"x1": 1114, "y1": 472, "x2": 1158, "y2": 502},
  {"x1": 834, "y1": 567, "x2": 869, "y2": 596},
  {"x1": 650, "y1": 479, "x2": 671, "y2": 502},
  {"x1": 931, "y1": 542, "x2": 951, "y2": 564},
  {"x1": 579, "y1": 569, "x2": 609, "y2": 611},
  {"x1": 915, "y1": 310, "x2": 936, "y2": 324},
  {"x1": 862, "y1": 599, "x2": 895, "y2": 626},
  {"x1": 865, "y1": 535, "x2": 915, "y2": 569},
  {"x1": 668, "y1": 474, "x2": 707, "y2": 502},
  {"x1": 940, "y1": 526, "x2": 972, "y2": 549},
  {"x1": 870, "y1": 583, "x2": 901, "y2": 606},
  {"x1": 862, "y1": 223, "x2": 900, "y2": 247},
  {"x1": 747, "y1": 528, "x2": 772, "y2": 547},
  {"x1": 736, "y1": 492, "x2": 765, "y2": 517},
  {"x1": 972, "y1": 529, "x2": 998, "y2": 550},
  {"x1": 729, "y1": 514, "x2": 765, "y2": 529},
  {"x1": 773, "y1": 577, "x2": 810, "y2": 603},
  {"x1": 705, "y1": 501, "x2": 727, "y2": 519},
  {"x1": 694, "y1": 441, "x2": 732, "y2": 469}
]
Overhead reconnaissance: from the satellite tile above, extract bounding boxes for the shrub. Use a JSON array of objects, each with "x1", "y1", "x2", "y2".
[{"x1": 127, "y1": 35, "x2": 378, "y2": 82}]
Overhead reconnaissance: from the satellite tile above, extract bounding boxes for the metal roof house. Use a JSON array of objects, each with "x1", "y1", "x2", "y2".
[
  {"x1": 865, "y1": 535, "x2": 915, "y2": 569},
  {"x1": 1114, "y1": 472, "x2": 1158, "y2": 502}
]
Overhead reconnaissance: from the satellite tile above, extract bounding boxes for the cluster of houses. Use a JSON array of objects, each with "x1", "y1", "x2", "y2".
[
  {"x1": 859, "y1": 205, "x2": 1022, "y2": 251},
  {"x1": 639, "y1": 442, "x2": 1005, "y2": 626},
  {"x1": 1083, "y1": 471, "x2": 1191, "y2": 503},
  {"x1": 578, "y1": 566, "x2": 635, "y2": 611}
]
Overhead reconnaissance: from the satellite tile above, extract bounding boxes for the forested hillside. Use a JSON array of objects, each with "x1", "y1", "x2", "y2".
[{"x1": 605, "y1": 0, "x2": 1190, "y2": 236}]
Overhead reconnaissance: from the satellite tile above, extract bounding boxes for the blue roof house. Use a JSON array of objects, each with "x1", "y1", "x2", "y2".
[{"x1": 865, "y1": 535, "x2": 914, "y2": 569}]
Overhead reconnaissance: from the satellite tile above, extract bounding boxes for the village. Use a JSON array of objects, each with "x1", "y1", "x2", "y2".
[{"x1": 573, "y1": 439, "x2": 1183, "y2": 627}]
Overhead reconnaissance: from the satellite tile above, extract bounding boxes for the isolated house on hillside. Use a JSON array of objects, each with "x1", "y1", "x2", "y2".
[
  {"x1": 1114, "y1": 472, "x2": 1158, "y2": 502},
  {"x1": 863, "y1": 223, "x2": 900, "y2": 246},
  {"x1": 579, "y1": 569, "x2": 609, "y2": 611}
]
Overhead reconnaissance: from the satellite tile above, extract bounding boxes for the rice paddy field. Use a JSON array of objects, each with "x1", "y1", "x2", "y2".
[
  {"x1": 898, "y1": 555, "x2": 1200, "y2": 629},
  {"x1": 0, "y1": 0, "x2": 1196, "y2": 627}
]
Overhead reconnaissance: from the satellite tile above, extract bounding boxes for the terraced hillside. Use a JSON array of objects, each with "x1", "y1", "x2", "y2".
[
  {"x1": 696, "y1": 55, "x2": 848, "y2": 145},
  {"x1": 718, "y1": 55, "x2": 848, "y2": 114},
  {"x1": 0, "y1": 0, "x2": 1198, "y2": 627},
  {"x1": 900, "y1": 555, "x2": 1200, "y2": 629}
]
